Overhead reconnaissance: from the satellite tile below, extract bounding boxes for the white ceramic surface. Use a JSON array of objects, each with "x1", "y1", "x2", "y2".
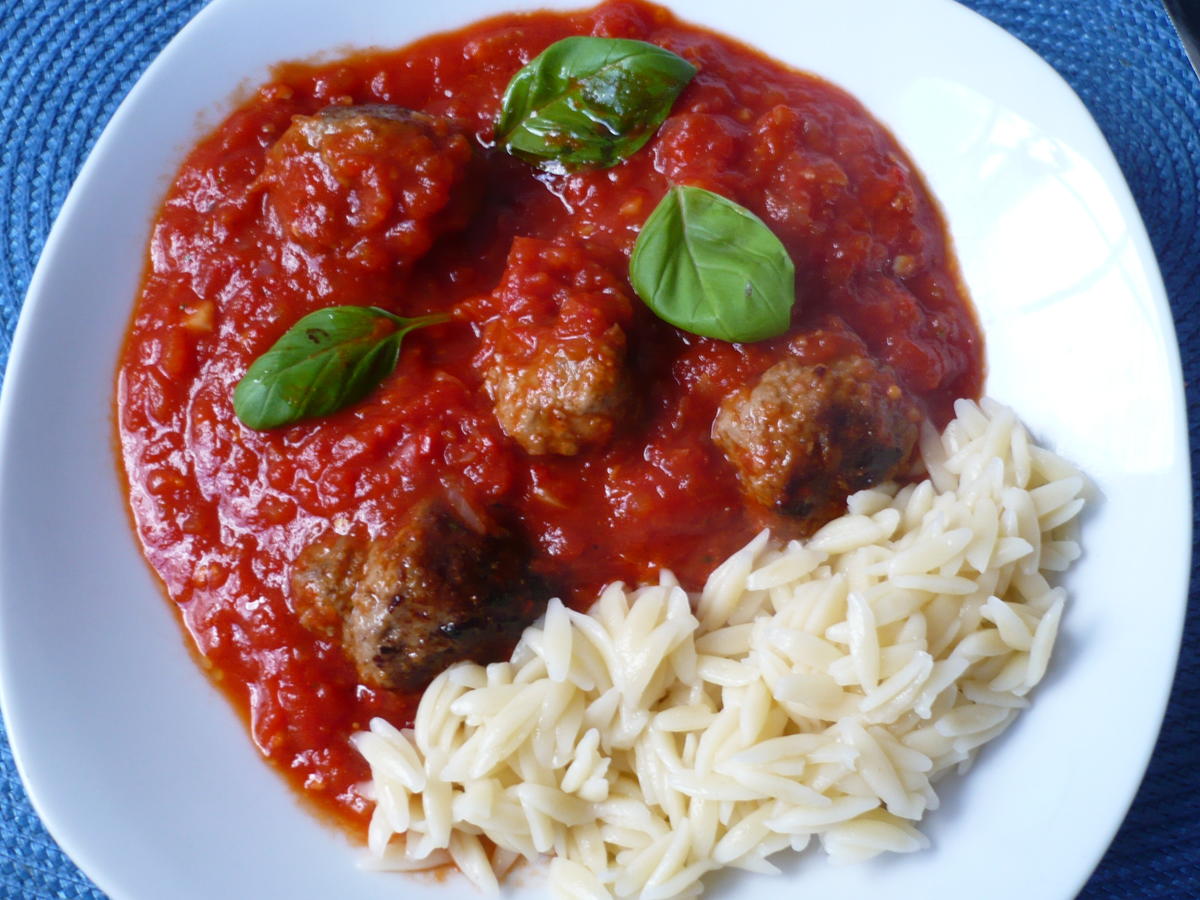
[{"x1": 0, "y1": 1, "x2": 1188, "y2": 899}]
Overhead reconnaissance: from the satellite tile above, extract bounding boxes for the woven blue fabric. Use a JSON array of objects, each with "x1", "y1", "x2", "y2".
[{"x1": 0, "y1": 0, "x2": 1196, "y2": 897}]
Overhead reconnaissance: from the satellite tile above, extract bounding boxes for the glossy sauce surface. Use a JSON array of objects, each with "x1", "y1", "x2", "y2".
[{"x1": 117, "y1": 0, "x2": 982, "y2": 831}]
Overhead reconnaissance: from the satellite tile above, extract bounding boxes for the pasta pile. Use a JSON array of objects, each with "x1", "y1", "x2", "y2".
[{"x1": 353, "y1": 398, "x2": 1085, "y2": 898}]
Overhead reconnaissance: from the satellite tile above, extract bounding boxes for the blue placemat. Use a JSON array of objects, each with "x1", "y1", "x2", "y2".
[{"x1": 1, "y1": 0, "x2": 1197, "y2": 897}]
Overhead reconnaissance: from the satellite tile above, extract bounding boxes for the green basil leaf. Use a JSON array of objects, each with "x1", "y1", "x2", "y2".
[
  {"x1": 629, "y1": 185, "x2": 796, "y2": 343},
  {"x1": 496, "y1": 36, "x2": 696, "y2": 171},
  {"x1": 234, "y1": 306, "x2": 448, "y2": 430}
]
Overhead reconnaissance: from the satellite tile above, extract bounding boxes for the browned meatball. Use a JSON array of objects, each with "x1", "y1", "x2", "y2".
[
  {"x1": 486, "y1": 326, "x2": 630, "y2": 456},
  {"x1": 712, "y1": 355, "x2": 921, "y2": 531},
  {"x1": 261, "y1": 104, "x2": 481, "y2": 270},
  {"x1": 479, "y1": 238, "x2": 636, "y2": 456},
  {"x1": 290, "y1": 531, "x2": 366, "y2": 639},
  {"x1": 289, "y1": 498, "x2": 546, "y2": 691}
]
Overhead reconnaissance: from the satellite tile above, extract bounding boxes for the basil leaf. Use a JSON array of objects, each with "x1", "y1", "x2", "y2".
[
  {"x1": 496, "y1": 36, "x2": 696, "y2": 171},
  {"x1": 629, "y1": 185, "x2": 796, "y2": 343},
  {"x1": 234, "y1": 306, "x2": 447, "y2": 430}
]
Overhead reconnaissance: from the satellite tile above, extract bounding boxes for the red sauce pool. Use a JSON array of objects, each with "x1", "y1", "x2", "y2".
[{"x1": 116, "y1": 0, "x2": 982, "y2": 833}]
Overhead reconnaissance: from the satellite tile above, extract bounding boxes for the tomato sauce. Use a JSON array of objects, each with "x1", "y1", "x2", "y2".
[{"x1": 116, "y1": 0, "x2": 982, "y2": 833}]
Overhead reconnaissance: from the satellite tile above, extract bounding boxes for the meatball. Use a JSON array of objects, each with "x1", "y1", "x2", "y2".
[
  {"x1": 260, "y1": 104, "x2": 481, "y2": 269},
  {"x1": 712, "y1": 355, "x2": 921, "y2": 531},
  {"x1": 290, "y1": 531, "x2": 366, "y2": 639},
  {"x1": 485, "y1": 327, "x2": 630, "y2": 456},
  {"x1": 479, "y1": 238, "x2": 635, "y2": 456},
  {"x1": 289, "y1": 498, "x2": 546, "y2": 691}
]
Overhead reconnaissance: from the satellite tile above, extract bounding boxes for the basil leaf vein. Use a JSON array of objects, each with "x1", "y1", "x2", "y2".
[
  {"x1": 629, "y1": 185, "x2": 796, "y2": 343},
  {"x1": 496, "y1": 36, "x2": 696, "y2": 171},
  {"x1": 234, "y1": 305, "x2": 448, "y2": 430}
]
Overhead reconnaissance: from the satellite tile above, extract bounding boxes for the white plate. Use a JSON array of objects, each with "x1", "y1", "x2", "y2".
[{"x1": 0, "y1": 0, "x2": 1189, "y2": 898}]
